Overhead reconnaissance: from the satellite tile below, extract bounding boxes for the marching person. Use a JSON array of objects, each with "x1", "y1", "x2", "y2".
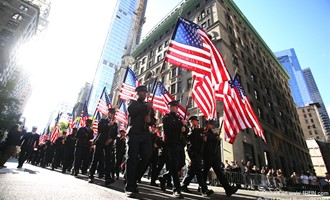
[
  {"x1": 0, "y1": 124, "x2": 22, "y2": 168},
  {"x1": 73, "y1": 119, "x2": 94, "y2": 176},
  {"x1": 202, "y1": 120, "x2": 238, "y2": 197},
  {"x1": 125, "y1": 85, "x2": 156, "y2": 197},
  {"x1": 115, "y1": 129, "x2": 126, "y2": 179},
  {"x1": 159, "y1": 100, "x2": 188, "y2": 199},
  {"x1": 52, "y1": 130, "x2": 67, "y2": 170},
  {"x1": 62, "y1": 128, "x2": 77, "y2": 173},
  {"x1": 17, "y1": 126, "x2": 39, "y2": 168},
  {"x1": 88, "y1": 108, "x2": 117, "y2": 184},
  {"x1": 180, "y1": 116, "x2": 213, "y2": 196}
]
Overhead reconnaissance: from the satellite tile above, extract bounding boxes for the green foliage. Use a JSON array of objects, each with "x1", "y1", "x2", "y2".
[{"x1": 0, "y1": 80, "x2": 21, "y2": 130}]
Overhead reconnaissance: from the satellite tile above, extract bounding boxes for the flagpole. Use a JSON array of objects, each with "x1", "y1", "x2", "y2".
[
  {"x1": 92, "y1": 86, "x2": 106, "y2": 119},
  {"x1": 183, "y1": 77, "x2": 195, "y2": 120}
]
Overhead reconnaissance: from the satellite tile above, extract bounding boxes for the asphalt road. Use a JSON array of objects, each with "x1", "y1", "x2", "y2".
[{"x1": 0, "y1": 159, "x2": 328, "y2": 200}]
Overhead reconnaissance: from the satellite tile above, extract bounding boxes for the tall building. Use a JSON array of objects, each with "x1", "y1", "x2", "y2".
[
  {"x1": 88, "y1": 0, "x2": 148, "y2": 114},
  {"x1": 298, "y1": 103, "x2": 327, "y2": 142},
  {"x1": 12, "y1": 66, "x2": 32, "y2": 114},
  {"x1": 303, "y1": 68, "x2": 330, "y2": 140},
  {"x1": 275, "y1": 48, "x2": 313, "y2": 107},
  {"x1": 0, "y1": 0, "x2": 39, "y2": 85},
  {"x1": 74, "y1": 82, "x2": 91, "y2": 119},
  {"x1": 122, "y1": 0, "x2": 312, "y2": 175},
  {"x1": 26, "y1": 0, "x2": 52, "y2": 35}
]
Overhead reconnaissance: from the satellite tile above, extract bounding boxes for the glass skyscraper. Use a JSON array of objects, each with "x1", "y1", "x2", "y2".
[
  {"x1": 88, "y1": 0, "x2": 148, "y2": 114},
  {"x1": 303, "y1": 68, "x2": 330, "y2": 137},
  {"x1": 275, "y1": 48, "x2": 313, "y2": 107}
]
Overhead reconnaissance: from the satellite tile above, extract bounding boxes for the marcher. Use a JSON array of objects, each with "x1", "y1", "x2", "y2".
[
  {"x1": 202, "y1": 120, "x2": 238, "y2": 197},
  {"x1": 52, "y1": 130, "x2": 67, "y2": 170},
  {"x1": 115, "y1": 129, "x2": 126, "y2": 179},
  {"x1": 73, "y1": 119, "x2": 94, "y2": 176},
  {"x1": 62, "y1": 128, "x2": 77, "y2": 173},
  {"x1": 180, "y1": 116, "x2": 213, "y2": 196},
  {"x1": 159, "y1": 100, "x2": 188, "y2": 199},
  {"x1": 0, "y1": 124, "x2": 22, "y2": 168},
  {"x1": 17, "y1": 126, "x2": 39, "y2": 168},
  {"x1": 125, "y1": 85, "x2": 156, "y2": 197}
]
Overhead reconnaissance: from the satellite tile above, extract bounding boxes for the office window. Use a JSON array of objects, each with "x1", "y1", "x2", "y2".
[
  {"x1": 171, "y1": 84, "x2": 176, "y2": 94},
  {"x1": 142, "y1": 57, "x2": 146, "y2": 64},
  {"x1": 158, "y1": 45, "x2": 162, "y2": 52},
  {"x1": 201, "y1": 10, "x2": 206, "y2": 18},
  {"x1": 254, "y1": 90, "x2": 258, "y2": 99},
  {"x1": 309, "y1": 131, "x2": 312, "y2": 135},
  {"x1": 171, "y1": 68, "x2": 177, "y2": 78},
  {"x1": 12, "y1": 13, "x2": 23, "y2": 21},
  {"x1": 19, "y1": 5, "x2": 29, "y2": 12},
  {"x1": 201, "y1": 22, "x2": 206, "y2": 29},
  {"x1": 314, "y1": 130, "x2": 318, "y2": 135},
  {"x1": 157, "y1": 55, "x2": 162, "y2": 62},
  {"x1": 165, "y1": 40, "x2": 169, "y2": 46}
]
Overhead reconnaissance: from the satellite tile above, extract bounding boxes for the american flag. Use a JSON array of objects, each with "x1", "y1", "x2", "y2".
[
  {"x1": 165, "y1": 17, "x2": 231, "y2": 86},
  {"x1": 115, "y1": 100, "x2": 128, "y2": 129},
  {"x1": 50, "y1": 124, "x2": 59, "y2": 143},
  {"x1": 192, "y1": 74, "x2": 217, "y2": 119},
  {"x1": 220, "y1": 76, "x2": 265, "y2": 143},
  {"x1": 68, "y1": 108, "x2": 76, "y2": 131},
  {"x1": 96, "y1": 86, "x2": 113, "y2": 116},
  {"x1": 92, "y1": 112, "x2": 101, "y2": 137},
  {"x1": 151, "y1": 81, "x2": 189, "y2": 119},
  {"x1": 118, "y1": 67, "x2": 141, "y2": 101},
  {"x1": 79, "y1": 101, "x2": 89, "y2": 127}
]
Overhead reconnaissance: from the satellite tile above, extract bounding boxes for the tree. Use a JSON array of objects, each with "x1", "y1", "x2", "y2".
[{"x1": 0, "y1": 80, "x2": 21, "y2": 130}]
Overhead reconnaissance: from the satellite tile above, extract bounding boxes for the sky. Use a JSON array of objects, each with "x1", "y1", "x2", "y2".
[{"x1": 21, "y1": 0, "x2": 329, "y2": 131}]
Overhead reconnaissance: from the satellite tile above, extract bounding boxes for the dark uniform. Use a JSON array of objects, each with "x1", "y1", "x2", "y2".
[
  {"x1": 104, "y1": 116, "x2": 118, "y2": 184},
  {"x1": 18, "y1": 127, "x2": 40, "y2": 168},
  {"x1": 89, "y1": 117, "x2": 110, "y2": 181},
  {"x1": 73, "y1": 120, "x2": 94, "y2": 176},
  {"x1": 202, "y1": 120, "x2": 238, "y2": 197},
  {"x1": 0, "y1": 124, "x2": 22, "y2": 167},
  {"x1": 52, "y1": 133, "x2": 66, "y2": 170},
  {"x1": 125, "y1": 85, "x2": 156, "y2": 196},
  {"x1": 149, "y1": 129, "x2": 162, "y2": 186},
  {"x1": 62, "y1": 130, "x2": 76, "y2": 173},
  {"x1": 181, "y1": 116, "x2": 213, "y2": 196},
  {"x1": 160, "y1": 101, "x2": 189, "y2": 198},
  {"x1": 115, "y1": 130, "x2": 126, "y2": 179}
]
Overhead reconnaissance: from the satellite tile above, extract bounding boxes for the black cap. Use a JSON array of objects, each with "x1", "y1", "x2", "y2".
[
  {"x1": 168, "y1": 100, "x2": 179, "y2": 107},
  {"x1": 86, "y1": 119, "x2": 93, "y2": 124},
  {"x1": 135, "y1": 85, "x2": 148, "y2": 92},
  {"x1": 188, "y1": 116, "x2": 199, "y2": 121},
  {"x1": 108, "y1": 108, "x2": 116, "y2": 114},
  {"x1": 205, "y1": 119, "x2": 216, "y2": 125}
]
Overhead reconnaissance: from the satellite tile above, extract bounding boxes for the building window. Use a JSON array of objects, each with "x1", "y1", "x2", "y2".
[
  {"x1": 201, "y1": 10, "x2": 206, "y2": 18},
  {"x1": 171, "y1": 84, "x2": 176, "y2": 94},
  {"x1": 142, "y1": 57, "x2": 146, "y2": 64},
  {"x1": 304, "y1": 114, "x2": 307, "y2": 118},
  {"x1": 178, "y1": 67, "x2": 182, "y2": 75},
  {"x1": 201, "y1": 22, "x2": 207, "y2": 29},
  {"x1": 233, "y1": 54, "x2": 238, "y2": 65},
  {"x1": 19, "y1": 4, "x2": 29, "y2": 12},
  {"x1": 6, "y1": 20, "x2": 19, "y2": 29},
  {"x1": 165, "y1": 40, "x2": 169, "y2": 46},
  {"x1": 251, "y1": 73, "x2": 256, "y2": 82},
  {"x1": 309, "y1": 131, "x2": 312, "y2": 135},
  {"x1": 140, "y1": 67, "x2": 144, "y2": 74},
  {"x1": 187, "y1": 78, "x2": 192, "y2": 89},
  {"x1": 157, "y1": 55, "x2": 162, "y2": 62},
  {"x1": 12, "y1": 13, "x2": 23, "y2": 21},
  {"x1": 314, "y1": 130, "x2": 318, "y2": 135},
  {"x1": 171, "y1": 68, "x2": 177, "y2": 78},
  {"x1": 257, "y1": 107, "x2": 263, "y2": 119},
  {"x1": 310, "y1": 119, "x2": 314, "y2": 123},
  {"x1": 305, "y1": 119, "x2": 309, "y2": 124},
  {"x1": 158, "y1": 45, "x2": 162, "y2": 52},
  {"x1": 148, "y1": 61, "x2": 152, "y2": 68},
  {"x1": 309, "y1": 113, "x2": 312, "y2": 117},
  {"x1": 0, "y1": 29, "x2": 14, "y2": 40},
  {"x1": 254, "y1": 90, "x2": 258, "y2": 99}
]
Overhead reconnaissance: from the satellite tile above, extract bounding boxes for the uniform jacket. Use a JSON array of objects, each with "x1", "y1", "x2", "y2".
[
  {"x1": 20, "y1": 132, "x2": 39, "y2": 150},
  {"x1": 162, "y1": 112, "x2": 189, "y2": 145},
  {"x1": 75, "y1": 127, "x2": 94, "y2": 148},
  {"x1": 127, "y1": 98, "x2": 156, "y2": 134},
  {"x1": 203, "y1": 129, "x2": 220, "y2": 157},
  {"x1": 187, "y1": 126, "x2": 205, "y2": 154},
  {"x1": 94, "y1": 118, "x2": 118, "y2": 145}
]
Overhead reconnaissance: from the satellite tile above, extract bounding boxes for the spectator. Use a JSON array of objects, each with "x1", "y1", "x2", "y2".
[
  {"x1": 260, "y1": 167, "x2": 269, "y2": 191},
  {"x1": 309, "y1": 172, "x2": 318, "y2": 185},
  {"x1": 224, "y1": 160, "x2": 232, "y2": 172},
  {"x1": 290, "y1": 171, "x2": 300, "y2": 185},
  {"x1": 300, "y1": 171, "x2": 309, "y2": 185}
]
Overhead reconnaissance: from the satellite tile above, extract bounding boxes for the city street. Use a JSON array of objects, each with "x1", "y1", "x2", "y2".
[{"x1": 1, "y1": 159, "x2": 329, "y2": 200}]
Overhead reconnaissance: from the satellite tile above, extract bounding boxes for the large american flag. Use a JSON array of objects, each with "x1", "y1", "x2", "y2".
[
  {"x1": 151, "y1": 81, "x2": 189, "y2": 119},
  {"x1": 115, "y1": 100, "x2": 128, "y2": 129},
  {"x1": 96, "y1": 87, "x2": 113, "y2": 116},
  {"x1": 118, "y1": 67, "x2": 141, "y2": 101},
  {"x1": 165, "y1": 17, "x2": 231, "y2": 86},
  {"x1": 192, "y1": 74, "x2": 217, "y2": 119},
  {"x1": 219, "y1": 76, "x2": 265, "y2": 143},
  {"x1": 79, "y1": 101, "x2": 89, "y2": 127}
]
